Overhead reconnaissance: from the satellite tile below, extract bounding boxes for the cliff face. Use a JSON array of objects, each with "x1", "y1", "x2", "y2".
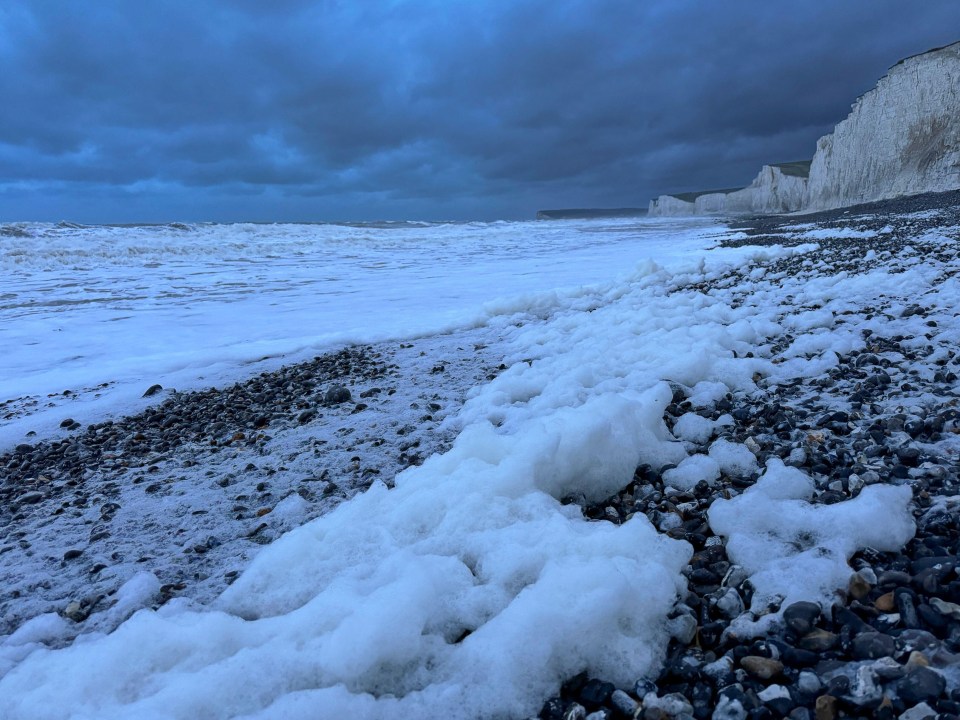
[
  {"x1": 805, "y1": 42, "x2": 960, "y2": 210},
  {"x1": 694, "y1": 164, "x2": 809, "y2": 215},
  {"x1": 650, "y1": 164, "x2": 808, "y2": 217},
  {"x1": 648, "y1": 195, "x2": 695, "y2": 216},
  {"x1": 647, "y1": 42, "x2": 960, "y2": 217}
]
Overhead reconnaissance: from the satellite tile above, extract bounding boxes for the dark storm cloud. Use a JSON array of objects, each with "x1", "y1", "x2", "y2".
[{"x1": 2, "y1": 0, "x2": 959, "y2": 221}]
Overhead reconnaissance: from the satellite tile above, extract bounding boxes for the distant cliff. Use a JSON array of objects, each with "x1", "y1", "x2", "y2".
[
  {"x1": 649, "y1": 163, "x2": 809, "y2": 217},
  {"x1": 649, "y1": 41, "x2": 960, "y2": 217},
  {"x1": 536, "y1": 207, "x2": 647, "y2": 220}
]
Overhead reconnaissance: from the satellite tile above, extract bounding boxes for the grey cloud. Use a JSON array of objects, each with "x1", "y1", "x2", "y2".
[{"x1": 2, "y1": 0, "x2": 960, "y2": 221}]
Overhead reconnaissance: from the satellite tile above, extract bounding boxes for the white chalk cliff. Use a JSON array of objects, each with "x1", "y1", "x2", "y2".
[
  {"x1": 648, "y1": 194, "x2": 695, "y2": 216},
  {"x1": 648, "y1": 41, "x2": 960, "y2": 217},
  {"x1": 805, "y1": 41, "x2": 960, "y2": 210},
  {"x1": 649, "y1": 163, "x2": 809, "y2": 217},
  {"x1": 696, "y1": 163, "x2": 809, "y2": 215}
]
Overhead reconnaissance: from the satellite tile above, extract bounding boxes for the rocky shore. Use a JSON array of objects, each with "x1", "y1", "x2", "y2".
[
  {"x1": 0, "y1": 327, "x2": 506, "y2": 636},
  {"x1": 539, "y1": 191, "x2": 960, "y2": 720}
]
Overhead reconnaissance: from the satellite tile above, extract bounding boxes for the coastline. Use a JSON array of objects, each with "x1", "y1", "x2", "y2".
[
  {"x1": 1, "y1": 192, "x2": 959, "y2": 717},
  {"x1": 0, "y1": 325, "x2": 507, "y2": 637}
]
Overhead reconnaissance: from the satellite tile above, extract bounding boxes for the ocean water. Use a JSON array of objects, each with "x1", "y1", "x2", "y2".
[{"x1": 0, "y1": 217, "x2": 719, "y2": 448}]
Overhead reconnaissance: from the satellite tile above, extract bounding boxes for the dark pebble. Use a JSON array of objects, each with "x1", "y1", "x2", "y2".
[
  {"x1": 851, "y1": 631, "x2": 896, "y2": 660},
  {"x1": 578, "y1": 678, "x2": 614, "y2": 709},
  {"x1": 783, "y1": 601, "x2": 821, "y2": 636},
  {"x1": 142, "y1": 384, "x2": 164, "y2": 397},
  {"x1": 324, "y1": 385, "x2": 352, "y2": 404},
  {"x1": 897, "y1": 666, "x2": 946, "y2": 705}
]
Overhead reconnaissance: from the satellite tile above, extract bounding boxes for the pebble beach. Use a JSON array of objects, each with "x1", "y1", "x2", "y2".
[
  {"x1": 1, "y1": 194, "x2": 959, "y2": 719},
  {"x1": 539, "y1": 191, "x2": 960, "y2": 720}
]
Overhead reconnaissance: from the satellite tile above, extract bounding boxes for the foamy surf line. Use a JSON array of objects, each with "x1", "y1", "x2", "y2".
[{"x1": 0, "y1": 218, "x2": 721, "y2": 450}]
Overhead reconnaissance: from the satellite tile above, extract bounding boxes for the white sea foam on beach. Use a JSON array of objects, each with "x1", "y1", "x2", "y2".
[{"x1": 1, "y1": 216, "x2": 939, "y2": 718}]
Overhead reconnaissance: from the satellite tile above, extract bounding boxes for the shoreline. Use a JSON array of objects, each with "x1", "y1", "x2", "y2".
[
  {"x1": 1, "y1": 192, "x2": 959, "y2": 717},
  {"x1": 0, "y1": 325, "x2": 507, "y2": 636}
]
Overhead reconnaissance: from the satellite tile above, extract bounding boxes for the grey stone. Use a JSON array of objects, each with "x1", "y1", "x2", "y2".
[
  {"x1": 898, "y1": 703, "x2": 936, "y2": 720},
  {"x1": 897, "y1": 666, "x2": 945, "y2": 705},
  {"x1": 668, "y1": 614, "x2": 698, "y2": 645},
  {"x1": 851, "y1": 631, "x2": 895, "y2": 660},
  {"x1": 324, "y1": 385, "x2": 352, "y2": 404},
  {"x1": 716, "y1": 588, "x2": 745, "y2": 619},
  {"x1": 711, "y1": 695, "x2": 746, "y2": 720},
  {"x1": 797, "y1": 671, "x2": 821, "y2": 695},
  {"x1": 610, "y1": 689, "x2": 638, "y2": 717}
]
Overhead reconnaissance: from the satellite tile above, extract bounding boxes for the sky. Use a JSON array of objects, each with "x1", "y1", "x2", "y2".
[{"x1": 1, "y1": 1, "x2": 959, "y2": 223}]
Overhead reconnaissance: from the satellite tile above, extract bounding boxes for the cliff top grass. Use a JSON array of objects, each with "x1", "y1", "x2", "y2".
[
  {"x1": 668, "y1": 187, "x2": 743, "y2": 202},
  {"x1": 772, "y1": 160, "x2": 812, "y2": 178},
  {"x1": 893, "y1": 40, "x2": 960, "y2": 69}
]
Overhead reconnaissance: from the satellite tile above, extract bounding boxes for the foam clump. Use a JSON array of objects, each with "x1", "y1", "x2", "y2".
[
  {"x1": 0, "y1": 387, "x2": 691, "y2": 720},
  {"x1": 708, "y1": 459, "x2": 915, "y2": 634},
  {"x1": 663, "y1": 454, "x2": 721, "y2": 490},
  {"x1": 686, "y1": 381, "x2": 729, "y2": 408},
  {"x1": 707, "y1": 438, "x2": 759, "y2": 478},
  {"x1": 672, "y1": 412, "x2": 733, "y2": 444}
]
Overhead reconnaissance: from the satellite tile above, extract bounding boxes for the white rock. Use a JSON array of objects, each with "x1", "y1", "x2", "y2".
[
  {"x1": 668, "y1": 614, "x2": 698, "y2": 645},
  {"x1": 715, "y1": 588, "x2": 745, "y2": 619},
  {"x1": 643, "y1": 691, "x2": 693, "y2": 717},
  {"x1": 648, "y1": 195, "x2": 696, "y2": 217},
  {"x1": 899, "y1": 702, "x2": 937, "y2": 720},
  {"x1": 806, "y1": 42, "x2": 960, "y2": 210},
  {"x1": 757, "y1": 684, "x2": 790, "y2": 703},
  {"x1": 696, "y1": 165, "x2": 808, "y2": 215},
  {"x1": 712, "y1": 695, "x2": 746, "y2": 720}
]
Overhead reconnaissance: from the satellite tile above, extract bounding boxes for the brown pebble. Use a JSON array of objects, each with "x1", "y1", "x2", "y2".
[
  {"x1": 815, "y1": 694, "x2": 837, "y2": 720},
  {"x1": 905, "y1": 651, "x2": 929, "y2": 668},
  {"x1": 848, "y1": 572, "x2": 872, "y2": 600},
  {"x1": 256, "y1": 507, "x2": 272, "y2": 517},
  {"x1": 799, "y1": 628, "x2": 839, "y2": 652},
  {"x1": 740, "y1": 655, "x2": 783, "y2": 680},
  {"x1": 875, "y1": 591, "x2": 896, "y2": 612}
]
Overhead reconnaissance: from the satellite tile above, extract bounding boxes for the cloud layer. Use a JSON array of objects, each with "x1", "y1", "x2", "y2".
[{"x1": 2, "y1": 1, "x2": 959, "y2": 221}]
